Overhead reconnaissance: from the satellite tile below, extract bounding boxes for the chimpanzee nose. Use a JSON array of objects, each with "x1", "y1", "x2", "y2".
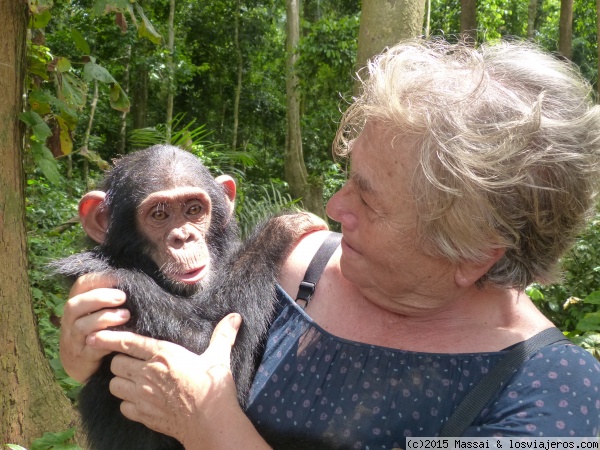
[{"x1": 169, "y1": 227, "x2": 194, "y2": 246}]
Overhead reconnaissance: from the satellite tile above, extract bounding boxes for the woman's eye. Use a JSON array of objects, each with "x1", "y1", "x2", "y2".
[
  {"x1": 187, "y1": 204, "x2": 203, "y2": 215},
  {"x1": 355, "y1": 188, "x2": 369, "y2": 207},
  {"x1": 151, "y1": 210, "x2": 168, "y2": 220}
]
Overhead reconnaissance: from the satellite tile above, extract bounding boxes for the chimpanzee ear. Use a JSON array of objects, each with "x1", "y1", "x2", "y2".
[
  {"x1": 214, "y1": 175, "x2": 237, "y2": 217},
  {"x1": 79, "y1": 191, "x2": 109, "y2": 244}
]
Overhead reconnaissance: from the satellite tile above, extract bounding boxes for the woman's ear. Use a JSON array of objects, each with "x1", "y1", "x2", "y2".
[
  {"x1": 455, "y1": 248, "x2": 505, "y2": 287},
  {"x1": 79, "y1": 191, "x2": 109, "y2": 244},
  {"x1": 214, "y1": 175, "x2": 237, "y2": 217}
]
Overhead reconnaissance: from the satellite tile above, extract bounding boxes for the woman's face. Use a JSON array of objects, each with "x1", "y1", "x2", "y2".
[{"x1": 326, "y1": 123, "x2": 456, "y2": 311}]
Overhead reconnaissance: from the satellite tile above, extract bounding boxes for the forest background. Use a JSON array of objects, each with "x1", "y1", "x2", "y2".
[{"x1": 1, "y1": 0, "x2": 600, "y2": 447}]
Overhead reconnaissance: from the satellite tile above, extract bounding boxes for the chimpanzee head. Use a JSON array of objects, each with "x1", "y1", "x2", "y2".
[{"x1": 78, "y1": 145, "x2": 240, "y2": 296}]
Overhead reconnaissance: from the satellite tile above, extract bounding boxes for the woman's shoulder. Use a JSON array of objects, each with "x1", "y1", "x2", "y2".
[
  {"x1": 522, "y1": 340, "x2": 600, "y2": 378},
  {"x1": 470, "y1": 343, "x2": 600, "y2": 435},
  {"x1": 500, "y1": 341, "x2": 600, "y2": 409},
  {"x1": 277, "y1": 230, "x2": 337, "y2": 298}
]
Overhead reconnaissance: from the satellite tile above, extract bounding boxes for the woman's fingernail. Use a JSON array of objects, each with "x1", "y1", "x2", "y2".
[
  {"x1": 86, "y1": 334, "x2": 96, "y2": 346},
  {"x1": 229, "y1": 313, "x2": 242, "y2": 330}
]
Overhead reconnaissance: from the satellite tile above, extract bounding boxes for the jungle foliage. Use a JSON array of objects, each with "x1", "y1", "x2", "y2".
[{"x1": 21, "y1": 0, "x2": 600, "y2": 413}]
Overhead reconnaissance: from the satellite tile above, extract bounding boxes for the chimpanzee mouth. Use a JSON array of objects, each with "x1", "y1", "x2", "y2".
[{"x1": 169, "y1": 265, "x2": 208, "y2": 284}]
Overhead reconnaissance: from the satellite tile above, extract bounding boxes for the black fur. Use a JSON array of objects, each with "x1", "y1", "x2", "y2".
[{"x1": 53, "y1": 146, "x2": 308, "y2": 450}]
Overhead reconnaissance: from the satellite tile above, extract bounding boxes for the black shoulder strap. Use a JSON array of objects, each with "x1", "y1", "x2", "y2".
[
  {"x1": 295, "y1": 232, "x2": 342, "y2": 305},
  {"x1": 438, "y1": 327, "x2": 571, "y2": 437}
]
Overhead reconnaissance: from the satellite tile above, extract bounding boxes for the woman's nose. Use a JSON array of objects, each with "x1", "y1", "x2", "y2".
[{"x1": 326, "y1": 184, "x2": 358, "y2": 231}]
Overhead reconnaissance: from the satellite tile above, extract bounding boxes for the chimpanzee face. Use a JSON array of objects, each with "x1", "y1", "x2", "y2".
[
  {"x1": 78, "y1": 146, "x2": 238, "y2": 298},
  {"x1": 136, "y1": 187, "x2": 213, "y2": 288}
]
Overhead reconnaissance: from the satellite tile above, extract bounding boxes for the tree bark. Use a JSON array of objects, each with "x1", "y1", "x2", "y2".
[
  {"x1": 558, "y1": 0, "x2": 573, "y2": 59},
  {"x1": 460, "y1": 0, "x2": 478, "y2": 43},
  {"x1": 597, "y1": 0, "x2": 600, "y2": 96},
  {"x1": 355, "y1": 0, "x2": 427, "y2": 72},
  {"x1": 424, "y1": 0, "x2": 432, "y2": 38},
  {"x1": 527, "y1": 0, "x2": 538, "y2": 39},
  {"x1": 284, "y1": 0, "x2": 326, "y2": 218},
  {"x1": 232, "y1": 0, "x2": 242, "y2": 151},
  {"x1": 0, "y1": 0, "x2": 77, "y2": 444},
  {"x1": 82, "y1": 80, "x2": 99, "y2": 189},
  {"x1": 132, "y1": 58, "x2": 149, "y2": 130},
  {"x1": 118, "y1": 44, "x2": 132, "y2": 154},
  {"x1": 165, "y1": 0, "x2": 176, "y2": 143}
]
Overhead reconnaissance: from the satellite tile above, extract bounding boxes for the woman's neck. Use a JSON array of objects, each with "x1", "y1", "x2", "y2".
[{"x1": 304, "y1": 261, "x2": 553, "y2": 353}]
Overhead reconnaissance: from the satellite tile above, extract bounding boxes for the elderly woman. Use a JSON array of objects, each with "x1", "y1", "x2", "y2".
[{"x1": 61, "y1": 39, "x2": 600, "y2": 449}]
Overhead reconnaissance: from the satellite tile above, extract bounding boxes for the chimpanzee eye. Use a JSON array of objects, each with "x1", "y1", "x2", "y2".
[
  {"x1": 151, "y1": 210, "x2": 168, "y2": 221},
  {"x1": 187, "y1": 204, "x2": 203, "y2": 215}
]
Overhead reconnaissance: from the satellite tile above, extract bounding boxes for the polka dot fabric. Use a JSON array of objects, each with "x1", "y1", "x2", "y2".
[{"x1": 245, "y1": 287, "x2": 600, "y2": 449}]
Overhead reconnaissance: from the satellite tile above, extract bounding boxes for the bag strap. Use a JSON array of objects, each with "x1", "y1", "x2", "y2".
[
  {"x1": 295, "y1": 232, "x2": 342, "y2": 306},
  {"x1": 438, "y1": 327, "x2": 571, "y2": 437}
]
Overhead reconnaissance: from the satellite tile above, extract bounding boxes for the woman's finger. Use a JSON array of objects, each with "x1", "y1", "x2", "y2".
[
  {"x1": 204, "y1": 313, "x2": 242, "y2": 369},
  {"x1": 89, "y1": 330, "x2": 162, "y2": 362}
]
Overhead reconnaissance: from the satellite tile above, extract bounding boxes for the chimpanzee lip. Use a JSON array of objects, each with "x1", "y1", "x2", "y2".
[{"x1": 170, "y1": 265, "x2": 208, "y2": 284}]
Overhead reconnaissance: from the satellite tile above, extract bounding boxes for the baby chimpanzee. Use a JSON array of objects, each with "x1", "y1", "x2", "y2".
[{"x1": 53, "y1": 145, "x2": 326, "y2": 450}]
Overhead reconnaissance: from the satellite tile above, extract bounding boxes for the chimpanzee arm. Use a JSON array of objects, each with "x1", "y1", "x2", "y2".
[
  {"x1": 50, "y1": 251, "x2": 113, "y2": 279},
  {"x1": 200, "y1": 212, "x2": 328, "y2": 405}
]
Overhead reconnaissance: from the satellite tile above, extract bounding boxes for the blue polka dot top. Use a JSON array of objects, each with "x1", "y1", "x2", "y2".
[{"x1": 245, "y1": 287, "x2": 600, "y2": 449}]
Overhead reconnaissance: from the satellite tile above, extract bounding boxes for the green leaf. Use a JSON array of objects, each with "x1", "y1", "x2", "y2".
[
  {"x1": 19, "y1": 111, "x2": 52, "y2": 141},
  {"x1": 58, "y1": 73, "x2": 87, "y2": 109},
  {"x1": 525, "y1": 286, "x2": 544, "y2": 301},
  {"x1": 571, "y1": 333, "x2": 600, "y2": 360},
  {"x1": 28, "y1": 89, "x2": 54, "y2": 115},
  {"x1": 30, "y1": 10, "x2": 52, "y2": 28},
  {"x1": 71, "y1": 29, "x2": 91, "y2": 55},
  {"x1": 30, "y1": 428, "x2": 80, "y2": 450},
  {"x1": 27, "y1": 47, "x2": 51, "y2": 79},
  {"x1": 109, "y1": 83, "x2": 130, "y2": 112},
  {"x1": 83, "y1": 62, "x2": 116, "y2": 84},
  {"x1": 93, "y1": 0, "x2": 129, "y2": 14},
  {"x1": 56, "y1": 116, "x2": 73, "y2": 155},
  {"x1": 28, "y1": 0, "x2": 53, "y2": 15},
  {"x1": 31, "y1": 142, "x2": 62, "y2": 185},
  {"x1": 55, "y1": 57, "x2": 72, "y2": 73},
  {"x1": 576, "y1": 312, "x2": 600, "y2": 332},
  {"x1": 53, "y1": 100, "x2": 78, "y2": 128},
  {"x1": 5, "y1": 445, "x2": 27, "y2": 450},
  {"x1": 128, "y1": 126, "x2": 165, "y2": 147},
  {"x1": 126, "y1": 3, "x2": 138, "y2": 28},
  {"x1": 79, "y1": 148, "x2": 110, "y2": 170},
  {"x1": 583, "y1": 291, "x2": 600, "y2": 305},
  {"x1": 135, "y1": 4, "x2": 162, "y2": 44}
]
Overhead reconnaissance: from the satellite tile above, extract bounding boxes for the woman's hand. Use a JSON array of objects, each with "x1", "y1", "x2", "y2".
[
  {"x1": 60, "y1": 273, "x2": 130, "y2": 382},
  {"x1": 86, "y1": 314, "x2": 266, "y2": 449}
]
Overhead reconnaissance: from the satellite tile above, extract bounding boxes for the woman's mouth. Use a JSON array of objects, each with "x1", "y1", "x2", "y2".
[{"x1": 340, "y1": 236, "x2": 359, "y2": 255}]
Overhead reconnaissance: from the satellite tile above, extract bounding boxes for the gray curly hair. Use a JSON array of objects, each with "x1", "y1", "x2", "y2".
[{"x1": 334, "y1": 38, "x2": 600, "y2": 289}]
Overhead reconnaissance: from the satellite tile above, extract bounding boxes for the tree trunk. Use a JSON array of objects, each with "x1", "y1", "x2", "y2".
[
  {"x1": 82, "y1": 80, "x2": 99, "y2": 190},
  {"x1": 527, "y1": 0, "x2": 538, "y2": 39},
  {"x1": 460, "y1": 0, "x2": 478, "y2": 42},
  {"x1": 284, "y1": 0, "x2": 326, "y2": 218},
  {"x1": 232, "y1": 0, "x2": 242, "y2": 151},
  {"x1": 131, "y1": 41, "x2": 149, "y2": 131},
  {"x1": 424, "y1": 0, "x2": 432, "y2": 38},
  {"x1": 165, "y1": 0, "x2": 176, "y2": 143},
  {"x1": 597, "y1": 0, "x2": 600, "y2": 96},
  {"x1": 302, "y1": 0, "x2": 322, "y2": 22},
  {"x1": 0, "y1": 0, "x2": 77, "y2": 445},
  {"x1": 132, "y1": 59, "x2": 149, "y2": 130},
  {"x1": 355, "y1": 0, "x2": 427, "y2": 72},
  {"x1": 558, "y1": 0, "x2": 573, "y2": 59},
  {"x1": 118, "y1": 45, "x2": 132, "y2": 154}
]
